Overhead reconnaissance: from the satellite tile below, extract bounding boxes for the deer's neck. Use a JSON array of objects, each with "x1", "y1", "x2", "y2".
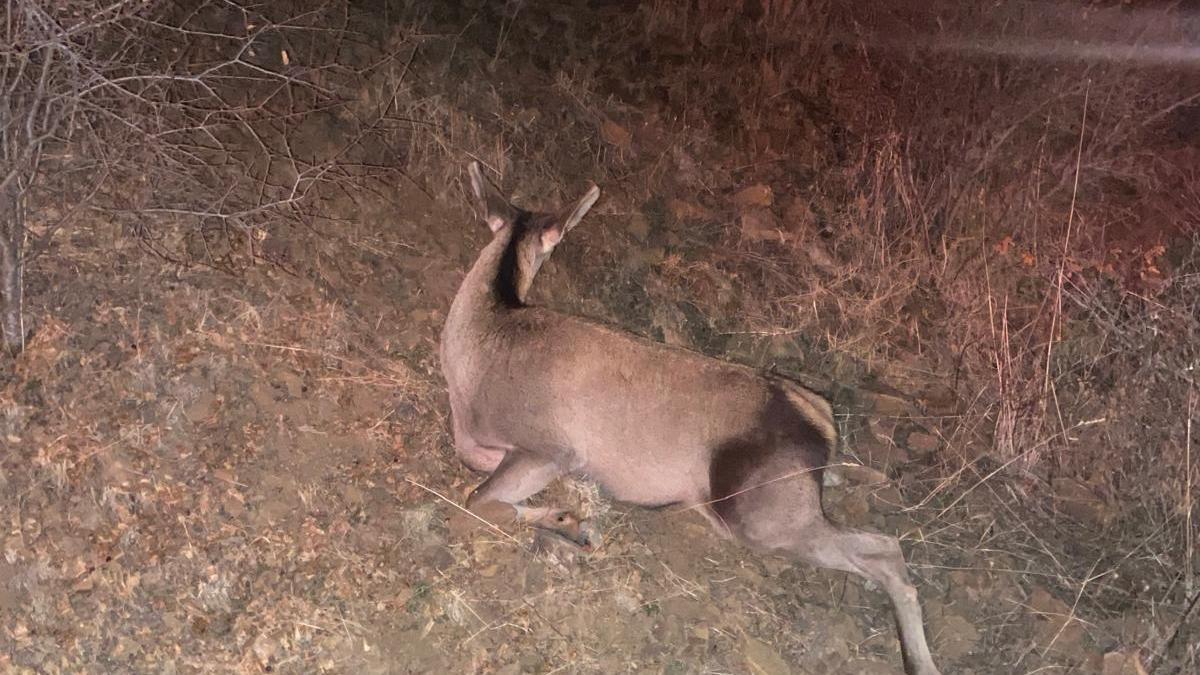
[{"x1": 445, "y1": 225, "x2": 524, "y2": 339}]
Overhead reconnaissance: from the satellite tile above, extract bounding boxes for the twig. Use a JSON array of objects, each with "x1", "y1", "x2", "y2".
[
  {"x1": 404, "y1": 477, "x2": 523, "y2": 546},
  {"x1": 1043, "y1": 80, "x2": 1090, "y2": 445},
  {"x1": 1187, "y1": 382, "x2": 1196, "y2": 600},
  {"x1": 1042, "y1": 557, "x2": 1112, "y2": 656},
  {"x1": 1148, "y1": 589, "x2": 1200, "y2": 674},
  {"x1": 669, "y1": 462, "x2": 857, "y2": 514}
]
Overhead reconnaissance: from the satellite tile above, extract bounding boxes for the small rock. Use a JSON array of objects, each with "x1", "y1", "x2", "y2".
[
  {"x1": 766, "y1": 333, "x2": 805, "y2": 360},
  {"x1": 918, "y1": 382, "x2": 960, "y2": 414},
  {"x1": 421, "y1": 544, "x2": 456, "y2": 573},
  {"x1": 867, "y1": 417, "x2": 899, "y2": 444},
  {"x1": 636, "y1": 246, "x2": 667, "y2": 267},
  {"x1": 804, "y1": 240, "x2": 838, "y2": 273},
  {"x1": 409, "y1": 308, "x2": 433, "y2": 326},
  {"x1": 1101, "y1": 649, "x2": 1147, "y2": 675},
  {"x1": 614, "y1": 589, "x2": 641, "y2": 613},
  {"x1": 668, "y1": 198, "x2": 715, "y2": 222},
  {"x1": 836, "y1": 487, "x2": 872, "y2": 526},
  {"x1": 840, "y1": 463, "x2": 890, "y2": 485},
  {"x1": 221, "y1": 492, "x2": 245, "y2": 519},
  {"x1": 627, "y1": 213, "x2": 651, "y2": 241},
  {"x1": 809, "y1": 611, "x2": 861, "y2": 662},
  {"x1": 518, "y1": 652, "x2": 544, "y2": 673},
  {"x1": 1028, "y1": 586, "x2": 1086, "y2": 655},
  {"x1": 276, "y1": 370, "x2": 303, "y2": 398},
  {"x1": 250, "y1": 632, "x2": 277, "y2": 669},
  {"x1": 933, "y1": 613, "x2": 979, "y2": 660},
  {"x1": 68, "y1": 498, "x2": 104, "y2": 531},
  {"x1": 652, "y1": 306, "x2": 689, "y2": 347},
  {"x1": 906, "y1": 431, "x2": 940, "y2": 455},
  {"x1": 761, "y1": 556, "x2": 792, "y2": 576},
  {"x1": 184, "y1": 391, "x2": 218, "y2": 422},
  {"x1": 522, "y1": 562, "x2": 546, "y2": 594},
  {"x1": 868, "y1": 484, "x2": 906, "y2": 513},
  {"x1": 858, "y1": 388, "x2": 917, "y2": 416},
  {"x1": 856, "y1": 430, "x2": 911, "y2": 468},
  {"x1": 783, "y1": 195, "x2": 815, "y2": 229},
  {"x1": 740, "y1": 209, "x2": 783, "y2": 243},
  {"x1": 1052, "y1": 477, "x2": 1115, "y2": 528},
  {"x1": 733, "y1": 184, "x2": 774, "y2": 209},
  {"x1": 743, "y1": 637, "x2": 792, "y2": 675},
  {"x1": 948, "y1": 568, "x2": 998, "y2": 604}
]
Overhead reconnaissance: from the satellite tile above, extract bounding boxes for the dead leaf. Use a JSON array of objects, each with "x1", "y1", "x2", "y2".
[
  {"x1": 742, "y1": 636, "x2": 792, "y2": 675},
  {"x1": 601, "y1": 118, "x2": 632, "y2": 152},
  {"x1": 668, "y1": 198, "x2": 714, "y2": 222}
]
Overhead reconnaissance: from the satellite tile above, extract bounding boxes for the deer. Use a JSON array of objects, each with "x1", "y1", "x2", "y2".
[{"x1": 439, "y1": 161, "x2": 942, "y2": 675}]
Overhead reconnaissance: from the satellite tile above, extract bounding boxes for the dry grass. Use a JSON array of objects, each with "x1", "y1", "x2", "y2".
[
  {"x1": 611, "y1": 0, "x2": 1199, "y2": 665},
  {"x1": 3, "y1": 1, "x2": 1198, "y2": 673}
]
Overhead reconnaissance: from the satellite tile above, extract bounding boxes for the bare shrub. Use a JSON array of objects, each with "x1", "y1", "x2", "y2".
[
  {"x1": 627, "y1": 2, "x2": 1200, "y2": 554},
  {"x1": 0, "y1": 0, "x2": 397, "y2": 356}
]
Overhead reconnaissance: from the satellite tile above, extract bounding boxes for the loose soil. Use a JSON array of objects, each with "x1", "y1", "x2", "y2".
[{"x1": 1, "y1": 2, "x2": 1184, "y2": 674}]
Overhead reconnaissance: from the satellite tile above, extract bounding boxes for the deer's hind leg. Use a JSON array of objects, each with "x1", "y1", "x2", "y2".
[
  {"x1": 450, "y1": 412, "x2": 507, "y2": 473},
  {"x1": 710, "y1": 446, "x2": 941, "y2": 675},
  {"x1": 778, "y1": 521, "x2": 940, "y2": 675}
]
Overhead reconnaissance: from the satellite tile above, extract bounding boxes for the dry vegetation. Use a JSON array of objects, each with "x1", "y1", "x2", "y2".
[{"x1": 1, "y1": 0, "x2": 1198, "y2": 673}]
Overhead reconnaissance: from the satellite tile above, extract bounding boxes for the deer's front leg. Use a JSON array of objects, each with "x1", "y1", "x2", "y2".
[{"x1": 466, "y1": 449, "x2": 593, "y2": 547}]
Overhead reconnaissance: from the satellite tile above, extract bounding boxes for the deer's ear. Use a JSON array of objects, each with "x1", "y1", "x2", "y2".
[
  {"x1": 540, "y1": 184, "x2": 600, "y2": 252},
  {"x1": 467, "y1": 162, "x2": 517, "y2": 232}
]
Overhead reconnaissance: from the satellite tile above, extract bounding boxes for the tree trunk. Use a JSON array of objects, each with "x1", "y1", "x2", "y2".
[{"x1": 0, "y1": 183, "x2": 24, "y2": 355}]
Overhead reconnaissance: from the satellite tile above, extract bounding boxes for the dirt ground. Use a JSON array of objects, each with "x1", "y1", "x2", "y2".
[{"x1": 1, "y1": 1, "x2": 1191, "y2": 674}]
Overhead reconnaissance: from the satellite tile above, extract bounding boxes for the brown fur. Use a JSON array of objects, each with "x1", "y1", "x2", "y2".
[{"x1": 440, "y1": 163, "x2": 942, "y2": 675}]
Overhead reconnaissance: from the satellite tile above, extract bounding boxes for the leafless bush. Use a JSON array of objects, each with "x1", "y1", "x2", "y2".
[{"x1": 1, "y1": 0, "x2": 394, "y2": 356}]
